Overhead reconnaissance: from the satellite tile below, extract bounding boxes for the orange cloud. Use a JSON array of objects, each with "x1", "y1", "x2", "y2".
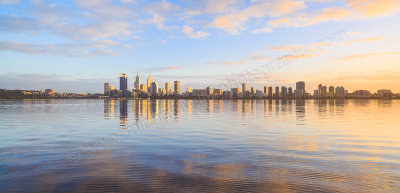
[
  {"x1": 278, "y1": 53, "x2": 319, "y2": 60},
  {"x1": 345, "y1": 0, "x2": 400, "y2": 17},
  {"x1": 340, "y1": 51, "x2": 400, "y2": 60},
  {"x1": 210, "y1": 0, "x2": 305, "y2": 34},
  {"x1": 344, "y1": 36, "x2": 384, "y2": 44}
]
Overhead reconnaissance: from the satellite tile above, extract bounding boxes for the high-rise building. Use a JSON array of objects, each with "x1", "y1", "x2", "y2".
[
  {"x1": 313, "y1": 90, "x2": 319, "y2": 98},
  {"x1": 321, "y1": 86, "x2": 327, "y2": 98},
  {"x1": 264, "y1": 86, "x2": 267, "y2": 94},
  {"x1": 140, "y1": 84, "x2": 146, "y2": 92},
  {"x1": 165, "y1": 82, "x2": 170, "y2": 93},
  {"x1": 151, "y1": 82, "x2": 158, "y2": 96},
  {"x1": 147, "y1": 75, "x2": 151, "y2": 92},
  {"x1": 377, "y1": 89, "x2": 392, "y2": 98},
  {"x1": 275, "y1": 86, "x2": 279, "y2": 99},
  {"x1": 242, "y1": 83, "x2": 247, "y2": 93},
  {"x1": 104, "y1": 83, "x2": 111, "y2": 95},
  {"x1": 213, "y1": 89, "x2": 222, "y2": 96},
  {"x1": 296, "y1": 81, "x2": 305, "y2": 98},
  {"x1": 318, "y1": 84, "x2": 323, "y2": 98},
  {"x1": 174, "y1": 81, "x2": 180, "y2": 95},
  {"x1": 288, "y1": 87, "x2": 293, "y2": 97},
  {"x1": 251, "y1": 87, "x2": 255, "y2": 95},
  {"x1": 231, "y1": 88, "x2": 240, "y2": 97},
  {"x1": 335, "y1": 86, "x2": 345, "y2": 98},
  {"x1": 120, "y1": 73, "x2": 128, "y2": 90},
  {"x1": 206, "y1": 86, "x2": 212, "y2": 95},
  {"x1": 134, "y1": 74, "x2": 140, "y2": 90},
  {"x1": 281, "y1": 86, "x2": 288, "y2": 98},
  {"x1": 187, "y1": 86, "x2": 192, "y2": 93},
  {"x1": 268, "y1": 87, "x2": 273, "y2": 98}
]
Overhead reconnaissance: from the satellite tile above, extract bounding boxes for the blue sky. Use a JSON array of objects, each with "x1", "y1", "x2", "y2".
[{"x1": 1, "y1": 0, "x2": 400, "y2": 93}]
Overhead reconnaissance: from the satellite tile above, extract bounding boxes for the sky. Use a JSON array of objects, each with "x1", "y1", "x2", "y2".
[{"x1": 0, "y1": 0, "x2": 400, "y2": 93}]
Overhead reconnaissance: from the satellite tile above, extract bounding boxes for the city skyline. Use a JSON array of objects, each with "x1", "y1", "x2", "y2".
[
  {"x1": 98, "y1": 73, "x2": 395, "y2": 99},
  {"x1": 1, "y1": 0, "x2": 400, "y2": 93}
]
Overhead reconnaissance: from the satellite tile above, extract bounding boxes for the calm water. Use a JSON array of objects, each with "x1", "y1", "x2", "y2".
[{"x1": 1, "y1": 99, "x2": 400, "y2": 192}]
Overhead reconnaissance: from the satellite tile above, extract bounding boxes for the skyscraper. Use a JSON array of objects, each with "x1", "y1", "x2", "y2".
[
  {"x1": 174, "y1": 81, "x2": 180, "y2": 95},
  {"x1": 206, "y1": 86, "x2": 212, "y2": 95},
  {"x1": 296, "y1": 81, "x2": 305, "y2": 98},
  {"x1": 281, "y1": 86, "x2": 288, "y2": 98},
  {"x1": 288, "y1": 87, "x2": 293, "y2": 97},
  {"x1": 275, "y1": 86, "x2": 279, "y2": 99},
  {"x1": 134, "y1": 74, "x2": 140, "y2": 90},
  {"x1": 242, "y1": 83, "x2": 247, "y2": 93},
  {"x1": 321, "y1": 86, "x2": 327, "y2": 98},
  {"x1": 104, "y1": 83, "x2": 111, "y2": 95},
  {"x1": 147, "y1": 75, "x2": 151, "y2": 92},
  {"x1": 268, "y1": 87, "x2": 273, "y2": 99},
  {"x1": 165, "y1": 82, "x2": 170, "y2": 93},
  {"x1": 151, "y1": 82, "x2": 158, "y2": 96},
  {"x1": 119, "y1": 73, "x2": 127, "y2": 90}
]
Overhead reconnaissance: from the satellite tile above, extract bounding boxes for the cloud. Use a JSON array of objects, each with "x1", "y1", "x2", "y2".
[
  {"x1": 344, "y1": 36, "x2": 384, "y2": 44},
  {"x1": 270, "y1": 45, "x2": 305, "y2": 51},
  {"x1": 267, "y1": 7, "x2": 351, "y2": 28},
  {"x1": 251, "y1": 27, "x2": 273, "y2": 34},
  {"x1": 278, "y1": 53, "x2": 320, "y2": 60},
  {"x1": 210, "y1": 0, "x2": 305, "y2": 34},
  {"x1": 158, "y1": 65, "x2": 181, "y2": 72},
  {"x1": 145, "y1": 0, "x2": 180, "y2": 30},
  {"x1": 0, "y1": 40, "x2": 117, "y2": 57},
  {"x1": 182, "y1": 25, "x2": 209, "y2": 38},
  {"x1": 340, "y1": 51, "x2": 400, "y2": 60},
  {"x1": 184, "y1": 0, "x2": 241, "y2": 16},
  {"x1": 0, "y1": 15, "x2": 38, "y2": 32},
  {"x1": 267, "y1": 17, "x2": 290, "y2": 28},
  {"x1": 344, "y1": 0, "x2": 400, "y2": 17},
  {"x1": 0, "y1": 0, "x2": 18, "y2": 4},
  {"x1": 142, "y1": 65, "x2": 181, "y2": 73}
]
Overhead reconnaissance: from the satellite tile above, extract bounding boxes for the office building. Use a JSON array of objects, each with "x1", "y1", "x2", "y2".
[
  {"x1": 187, "y1": 86, "x2": 192, "y2": 94},
  {"x1": 151, "y1": 82, "x2": 158, "y2": 96},
  {"x1": 313, "y1": 90, "x2": 319, "y2": 98},
  {"x1": 165, "y1": 82, "x2": 170, "y2": 95},
  {"x1": 231, "y1": 88, "x2": 240, "y2": 98},
  {"x1": 288, "y1": 87, "x2": 293, "y2": 97},
  {"x1": 268, "y1": 87, "x2": 273, "y2": 99},
  {"x1": 147, "y1": 75, "x2": 151, "y2": 92},
  {"x1": 353, "y1": 90, "x2": 370, "y2": 98},
  {"x1": 140, "y1": 84, "x2": 146, "y2": 92},
  {"x1": 213, "y1": 89, "x2": 222, "y2": 96},
  {"x1": 335, "y1": 86, "x2": 345, "y2": 98},
  {"x1": 281, "y1": 86, "x2": 288, "y2": 98},
  {"x1": 251, "y1": 87, "x2": 255, "y2": 95},
  {"x1": 275, "y1": 86, "x2": 279, "y2": 99},
  {"x1": 104, "y1": 83, "x2": 111, "y2": 95},
  {"x1": 321, "y1": 86, "x2": 327, "y2": 98},
  {"x1": 242, "y1": 83, "x2": 247, "y2": 93},
  {"x1": 296, "y1": 81, "x2": 305, "y2": 98},
  {"x1": 134, "y1": 75, "x2": 140, "y2": 90},
  {"x1": 206, "y1": 86, "x2": 212, "y2": 95},
  {"x1": 223, "y1": 91, "x2": 233, "y2": 99},
  {"x1": 192, "y1": 89, "x2": 208, "y2": 97},
  {"x1": 377, "y1": 89, "x2": 392, "y2": 98},
  {"x1": 174, "y1": 81, "x2": 180, "y2": 95},
  {"x1": 120, "y1": 73, "x2": 128, "y2": 90}
]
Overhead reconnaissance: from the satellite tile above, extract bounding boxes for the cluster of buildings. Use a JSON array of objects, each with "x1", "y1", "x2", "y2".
[
  {"x1": 104, "y1": 73, "x2": 181, "y2": 98},
  {"x1": 104, "y1": 74, "x2": 395, "y2": 100},
  {"x1": 0, "y1": 88, "x2": 96, "y2": 99}
]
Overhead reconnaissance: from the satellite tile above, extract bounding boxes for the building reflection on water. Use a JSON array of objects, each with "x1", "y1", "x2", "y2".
[{"x1": 103, "y1": 99, "x2": 355, "y2": 129}]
